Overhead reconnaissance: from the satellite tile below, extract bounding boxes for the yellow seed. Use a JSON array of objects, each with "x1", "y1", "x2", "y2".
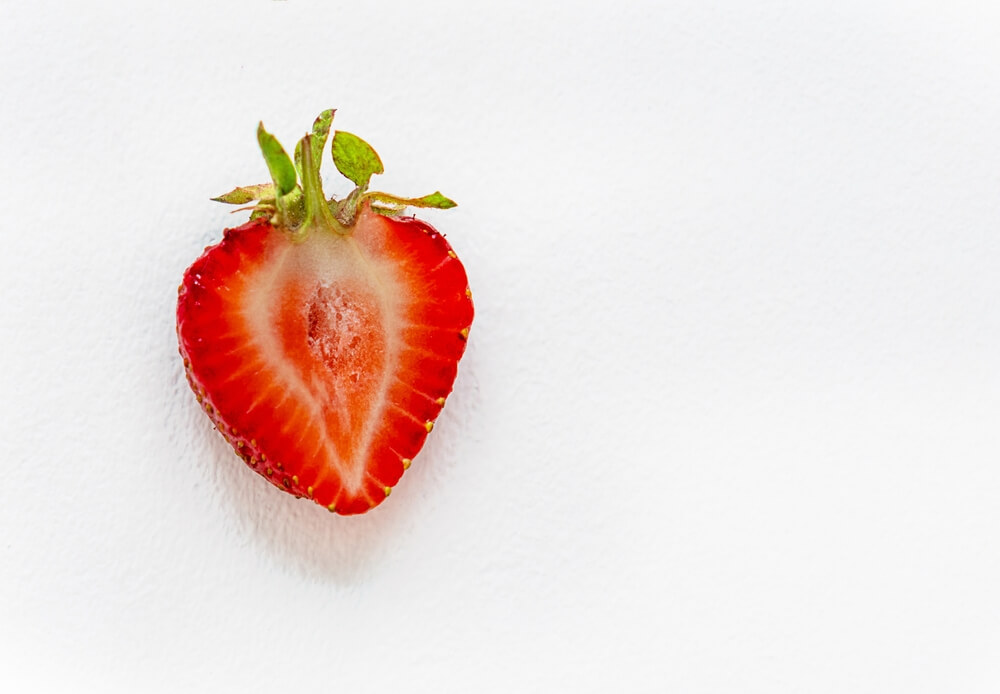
[
  {"x1": 250, "y1": 439, "x2": 257, "y2": 447},
  {"x1": 459, "y1": 328, "x2": 469, "y2": 339},
  {"x1": 448, "y1": 250, "x2": 457, "y2": 259},
  {"x1": 292, "y1": 475, "x2": 299, "y2": 485},
  {"x1": 236, "y1": 441, "x2": 244, "y2": 448},
  {"x1": 435, "y1": 397, "x2": 445, "y2": 406},
  {"x1": 425, "y1": 421, "x2": 434, "y2": 433},
  {"x1": 465, "y1": 288, "x2": 472, "y2": 299},
  {"x1": 402, "y1": 458, "x2": 411, "y2": 470},
  {"x1": 261, "y1": 454, "x2": 267, "y2": 462},
  {"x1": 384, "y1": 486, "x2": 392, "y2": 497},
  {"x1": 307, "y1": 486, "x2": 314, "y2": 496},
  {"x1": 327, "y1": 503, "x2": 336, "y2": 512},
  {"x1": 265, "y1": 468, "x2": 273, "y2": 476}
]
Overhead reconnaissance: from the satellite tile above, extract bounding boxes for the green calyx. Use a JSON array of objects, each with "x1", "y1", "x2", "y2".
[{"x1": 212, "y1": 109, "x2": 457, "y2": 236}]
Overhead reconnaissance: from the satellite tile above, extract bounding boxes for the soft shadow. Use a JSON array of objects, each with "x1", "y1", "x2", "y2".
[
  {"x1": 205, "y1": 429, "x2": 404, "y2": 584},
  {"x1": 189, "y1": 339, "x2": 480, "y2": 585}
]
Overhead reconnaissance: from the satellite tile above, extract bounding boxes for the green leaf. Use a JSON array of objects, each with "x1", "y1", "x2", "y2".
[
  {"x1": 411, "y1": 191, "x2": 457, "y2": 209},
  {"x1": 331, "y1": 130, "x2": 384, "y2": 187},
  {"x1": 294, "y1": 139, "x2": 304, "y2": 177},
  {"x1": 293, "y1": 110, "x2": 335, "y2": 178},
  {"x1": 366, "y1": 190, "x2": 458, "y2": 211},
  {"x1": 257, "y1": 123, "x2": 298, "y2": 196},
  {"x1": 279, "y1": 187, "x2": 305, "y2": 225},
  {"x1": 211, "y1": 183, "x2": 276, "y2": 205},
  {"x1": 310, "y1": 109, "x2": 334, "y2": 164},
  {"x1": 367, "y1": 203, "x2": 406, "y2": 217}
]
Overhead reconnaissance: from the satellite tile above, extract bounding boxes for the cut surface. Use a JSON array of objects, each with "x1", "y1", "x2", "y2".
[{"x1": 177, "y1": 205, "x2": 473, "y2": 514}]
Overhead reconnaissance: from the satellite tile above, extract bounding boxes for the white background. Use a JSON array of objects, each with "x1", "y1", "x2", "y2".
[{"x1": 2, "y1": 1, "x2": 999, "y2": 691}]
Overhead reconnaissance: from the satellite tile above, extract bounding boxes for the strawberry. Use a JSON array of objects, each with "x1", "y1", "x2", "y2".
[{"x1": 176, "y1": 110, "x2": 472, "y2": 515}]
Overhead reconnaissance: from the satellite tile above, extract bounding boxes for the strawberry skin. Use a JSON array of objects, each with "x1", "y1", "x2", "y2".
[{"x1": 177, "y1": 113, "x2": 472, "y2": 515}]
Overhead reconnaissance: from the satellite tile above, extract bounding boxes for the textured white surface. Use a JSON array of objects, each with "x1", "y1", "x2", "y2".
[{"x1": 2, "y1": 1, "x2": 1000, "y2": 691}]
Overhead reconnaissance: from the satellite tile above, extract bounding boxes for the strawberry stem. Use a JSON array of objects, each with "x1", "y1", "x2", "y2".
[{"x1": 299, "y1": 133, "x2": 345, "y2": 236}]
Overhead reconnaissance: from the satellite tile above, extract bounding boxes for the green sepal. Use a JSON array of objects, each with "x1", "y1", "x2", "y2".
[
  {"x1": 223, "y1": 113, "x2": 455, "y2": 231},
  {"x1": 331, "y1": 130, "x2": 384, "y2": 187},
  {"x1": 366, "y1": 203, "x2": 406, "y2": 217},
  {"x1": 279, "y1": 188, "x2": 305, "y2": 225},
  {"x1": 294, "y1": 140, "x2": 303, "y2": 177},
  {"x1": 211, "y1": 183, "x2": 276, "y2": 205},
  {"x1": 366, "y1": 190, "x2": 458, "y2": 213},
  {"x1": 257, "y1": 123, "x2": 298, "y2": 196},
  {"x1": 411, "y1": 191, "x2": 457, "y2": 209},
  {"x1": 310, "y1": 109, "x2": 335, "y2": 165},
  {"x1": 293, "y1": 109, "x2": 335, "y2": 180}
]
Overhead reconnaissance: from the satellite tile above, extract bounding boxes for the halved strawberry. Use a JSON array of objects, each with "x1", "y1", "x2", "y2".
[{"x1": 176, "y1": 111, "x2": 472, "y2": 515}]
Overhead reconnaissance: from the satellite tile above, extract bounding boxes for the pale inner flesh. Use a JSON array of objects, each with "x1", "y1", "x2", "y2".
[{"x1": 241, "y1": 231, "x2": 405, "y2": 494}]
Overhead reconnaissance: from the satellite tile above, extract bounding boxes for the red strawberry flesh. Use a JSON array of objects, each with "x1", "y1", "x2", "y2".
[{"x1": 177, "y1": 204, "x2": 472, "y2": 515}]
